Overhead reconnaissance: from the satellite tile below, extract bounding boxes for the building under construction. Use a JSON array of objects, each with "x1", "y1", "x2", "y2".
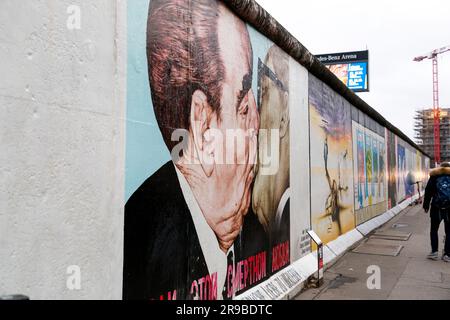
[{"x1": 414, "y1": 108, "x2": 450, "y2": 166}]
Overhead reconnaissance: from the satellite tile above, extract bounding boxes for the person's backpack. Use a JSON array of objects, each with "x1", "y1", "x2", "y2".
[{"x1": 434, "y1": 175, "x2": 450, "y2": 210}]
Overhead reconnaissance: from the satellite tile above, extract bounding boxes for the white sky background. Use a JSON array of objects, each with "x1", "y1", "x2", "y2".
[{"x1": 255, "y1": 0, "x2": 450, "y2": 141}]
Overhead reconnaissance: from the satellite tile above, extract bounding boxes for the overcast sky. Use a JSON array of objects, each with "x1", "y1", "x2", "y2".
[{"x1": 255, "y1": 0, "x2": 450, "y2": 141}]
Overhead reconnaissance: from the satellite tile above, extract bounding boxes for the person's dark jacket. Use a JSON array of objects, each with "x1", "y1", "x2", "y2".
[
  {"x1": 423, "y1": 166, "x2": 450, "y2": 216},
  {"x1": 123, "y1": 161, "x2": 269, "y2": 300}
]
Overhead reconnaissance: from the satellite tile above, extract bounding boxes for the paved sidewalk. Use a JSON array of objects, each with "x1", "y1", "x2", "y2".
[{"x1": 295, "y1": 204, "x2": 450, "y2": 300}]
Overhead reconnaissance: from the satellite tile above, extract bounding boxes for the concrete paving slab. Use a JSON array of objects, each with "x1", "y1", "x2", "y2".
[
  {"x1": 353, "y1": 241, "x2": 403, "y2": 256},
  {"x1": 370, "y1": 230, "x2": 411, "y2": 241},
  {"x1": 309, "y1": 253, "x2": 410, "y2": 300},
  {"x1": 400, "y1": 258, "x2": 450, "y2": 283},
  {"x1": 388, "y1": 279, "x2": 450, "y2": 300}
]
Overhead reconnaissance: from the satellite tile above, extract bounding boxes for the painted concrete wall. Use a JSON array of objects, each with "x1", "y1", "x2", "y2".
[
  {"x1": 0, "y1": 0, "x2": 126, "y2": 299},
  {"x1": 0, "y1": 0, "x2": 430, "y2": 300}
]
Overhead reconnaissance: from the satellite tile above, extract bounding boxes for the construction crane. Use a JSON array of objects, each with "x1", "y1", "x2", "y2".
[{"x1": 414, "y1": 45, "x2": 450, "y2": 165}]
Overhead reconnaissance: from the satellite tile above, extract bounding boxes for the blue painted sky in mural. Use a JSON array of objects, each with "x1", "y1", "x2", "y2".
[{"x1": 126, "y1": 0, "x2": 276, "y2": 201}]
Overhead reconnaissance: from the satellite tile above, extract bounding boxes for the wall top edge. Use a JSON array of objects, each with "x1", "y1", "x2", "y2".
[{"x1": 221, "y1": 0, "x2": 430, "y2": 159}]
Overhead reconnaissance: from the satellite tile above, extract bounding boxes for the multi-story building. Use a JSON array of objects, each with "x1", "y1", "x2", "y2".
[{"x1": 414, "y1": 108, "x2": 450, "y2": 166}]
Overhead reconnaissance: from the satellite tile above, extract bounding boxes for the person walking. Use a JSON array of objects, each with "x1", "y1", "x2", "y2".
[{"x1": 423, "y1": 162, "x2": 450, "y2": 262}]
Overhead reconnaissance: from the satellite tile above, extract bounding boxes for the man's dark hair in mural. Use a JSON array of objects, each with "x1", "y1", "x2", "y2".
[
  {"x1": 123, "y1": 0, "x2": 267, "y2": 300},
  {"x1": 147, "y1": 0, "x2": 225, "y2": 152}
]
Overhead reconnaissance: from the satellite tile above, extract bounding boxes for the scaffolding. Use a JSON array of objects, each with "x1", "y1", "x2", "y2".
[{"x1": 414, "y1": 108, "x2": 450, "y2": 165}]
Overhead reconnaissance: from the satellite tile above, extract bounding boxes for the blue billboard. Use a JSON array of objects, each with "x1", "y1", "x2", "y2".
[
  {"x1": 348, "y1": 62, "x2": 368, "y2": 91},
  {"x1": 316, "y1": 50, "x2": 369, "y2": 92}
]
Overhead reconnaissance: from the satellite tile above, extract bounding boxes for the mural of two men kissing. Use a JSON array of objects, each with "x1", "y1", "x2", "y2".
[{"x1": 123, "y1": 0, "x2": 291, "y2": 300}]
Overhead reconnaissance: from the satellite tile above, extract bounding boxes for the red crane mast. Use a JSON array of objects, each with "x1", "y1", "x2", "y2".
[{"x1": 414, "y1": 45, "x2": 450, "y2": 165}]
